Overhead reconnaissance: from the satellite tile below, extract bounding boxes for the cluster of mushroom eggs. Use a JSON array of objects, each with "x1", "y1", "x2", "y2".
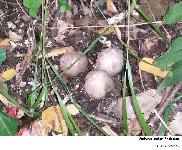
[{"x1": 59, "y1": 48, "x2": 123, "y2": 100}]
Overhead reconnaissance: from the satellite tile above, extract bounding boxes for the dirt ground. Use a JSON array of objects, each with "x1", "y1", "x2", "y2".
[{"x1": 0, "y1": 0, "x2": 182, "y2": 136}]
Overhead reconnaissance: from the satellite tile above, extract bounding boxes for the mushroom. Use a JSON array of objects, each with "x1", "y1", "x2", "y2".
[
  {"x1": 95, "y1": 48, "x2": 123, "y2": 76},
  {"x1": 60, "y1": 51, "x2": 88, "y2": 76},
  {"x1": 84, "y1": 71, "x2": 114, "y2": 100}
]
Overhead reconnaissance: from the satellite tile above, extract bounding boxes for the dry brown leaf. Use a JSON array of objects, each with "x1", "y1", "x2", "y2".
[
  {"x1": 107, "y1": 0, "x2": 118, "y2": 13},
  {"x1": 114, "y1": 25, "x2": 121, "y2": 40},
  {"x1": 31, "y1": 120, "x2": 49, "y2": 136},
  {"x1": 128, "y1": 118, "x2": 142, "y2": 136},
  {"x1": 66, "y1": 104, "x2": 79, "y2": 116},
  {"x1": 107, "y1": 89, "x2": 162, "y2": 120},
  {"x1": 98, "y1": 27, "x2": 114, "y2": 35},
  {"x1": 42, "y1": 105, "x2": 68, "y2": 135},
  {"x1": 45, "y1": 46, "x2": 74, "y2": 58},
  {"x1": 8, "y1": 30, "x2": 23, "y2": 42},
  {"x1": 0, "y1": 68, "x2": 16, "y2": 81},
  {"x1": 139, "y1": 57, "x2": 168, "y2": 78},
  {"x1": 0, "y1": 38, "x2": 11, "y2": 48}
]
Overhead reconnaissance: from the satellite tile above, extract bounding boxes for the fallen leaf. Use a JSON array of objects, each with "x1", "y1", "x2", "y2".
[
  {"x1": 66, "y1": 104, "x2": 79, "y2": 116},
  {"x1": 139, "y1": 57, "x2": 168, "y2": 78},
  {"x1": 107, "y1": 89, "x2": 162, "y2": 135},
  {"x1": 40, "y1": 46, "x2": 74, "y2": 58},
  {"x1": 107, "y1": 0, "x2": 118, "y2": 13},
  {"x1": 17, "y1": 128, "x2": 32, "y2": 136},
  {"x1": 42, "y1": 105, "x2": 68, "y2": 135},
  {"x1": 0, "y1": 38, "x2": 11, "y2": 48},
  {"x1": 0, "y1": 68, "x2": 16, "y2": 81},
  {"x1": 114, "y1": 25, "x2": 121, "y2": 40},
  {"x1": 107, "y1": 89, "x2": 162, "y2": 120},
  {"x1": 30, "y1": 120, "x2": 49, "y2": 136},
  {"x1": 5, "y1": 107, "x2": 19, "y2": 118},
  {"x1": 98, "y1": 27, "x2": 115, "y2": 35},
  {"x1": 8, "y1": 30, "x2": 23, "y2": 42},
  {"x1": 128, "y1": 118, "x2": 142, "y2": 136}
]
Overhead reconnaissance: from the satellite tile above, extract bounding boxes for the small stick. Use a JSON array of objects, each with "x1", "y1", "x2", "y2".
[{"x1": 150, "y1": 82, "x2": 182, "y2": 127}]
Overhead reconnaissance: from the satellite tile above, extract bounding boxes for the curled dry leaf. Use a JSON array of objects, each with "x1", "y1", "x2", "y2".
[
  {"x1": 169, "y1": 112, "x2": 182, "y2": 135},
  {"x1": 39, "y1": 46, "x2": 74, "y2": 58},
  {"x1": 42, "y1": 105, "x2": 68, "y2": 135},
  {"x1": 0, "y1": 68, "x2": 16, "y2": 82},
  {"x1": 139, "y1": 58, "x2": 168, "y2": 78}
]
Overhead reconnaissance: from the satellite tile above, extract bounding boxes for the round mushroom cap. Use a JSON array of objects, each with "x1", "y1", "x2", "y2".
[
  {"x1": 84, "y1": 71, "x2": 114, "y2": 100},
  {"x1": 60, "y1": 51, "x2": 88, "y2": 76},
  {"x1": 95, "y1": 48, "x2": 123, "y2": 76}
]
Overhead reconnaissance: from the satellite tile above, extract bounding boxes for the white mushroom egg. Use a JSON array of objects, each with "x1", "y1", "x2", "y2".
[
  {"x1": 95, "y1": 48, "x2": 123, "y2": 76},
  {"x1": 84, "y1": 71, "x2": 114, "y2": 100},
  {"x1": 60, "y1": 51, "x2": 88, "y2": 76}
]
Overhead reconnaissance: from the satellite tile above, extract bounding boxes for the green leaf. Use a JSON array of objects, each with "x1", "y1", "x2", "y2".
[
  {"x1": 155, "y1": 36, "x2": 182, "y2": 69},
  {"x1": 158, "y1": 60, "x2": 182, "y2": 90},
  {"x1": 163, "y1": 2, "x2": 182, "y2": 24},
  {"x1": 23, "y1": 0, "x2": 42, "y2": 17},
  {"x1": 0, "y1": 48, "x2": 6, "y2": 65},
  {"x1": 59, "y1": 0, "x2": 71, "y2": 12},
  {"x1": 122, "y1": 72, "x2": 128, "y2": 134},
  {"x1": 0, "y1": 110, "x2": 18, "y2": 136}
]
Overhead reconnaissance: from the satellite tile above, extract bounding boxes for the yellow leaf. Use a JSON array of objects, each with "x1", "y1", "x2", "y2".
[
  {"x1": 42, "y1": 105, "x2": 68, "y2": 135},
  {"x1": 139, "y1": 58, "x2": 168, "y2": 78},
  {"x1": 39, "y1": 46, "x2": 74, "y2": 58},
  {"x1": 107, "y1": 0, "x2": 118, "y2": 13},
  {"x1": 0, "y1": 38, "x2": 11, "y2": 47},
  {"x1": 1, "y1": 68, "x2": 16, "y2": 81}
]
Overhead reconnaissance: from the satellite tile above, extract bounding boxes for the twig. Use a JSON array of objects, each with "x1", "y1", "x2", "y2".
[
  {"x1": 150, "y1": 82, "x2": 182, "y2": 126},
  {"x1": 0, "y1": 0, "x2": 18, "y2": 5}
]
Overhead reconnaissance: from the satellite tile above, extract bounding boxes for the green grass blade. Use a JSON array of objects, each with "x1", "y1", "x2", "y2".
[
  {"x1": 73, "y1": 103, "x2": 108, "y2": 136},
  {"x1": 0, "y1": 84, "x2": 34, "y2": 117},
  {"x1": 158, "y1": 93, "x2": 182, "y2": 135},
  {"x1": 46, "y1": 69, "x2": 76, "y2": 135},
  {"x1": 126, "y1": 62, "x2": 152, "y2": 136},
  {"x1": 67, "y1": 112, "x2": 82, "y2": 136},
  {"x1": 122, "y1": 72, "x2": 128, "y2": 134}
]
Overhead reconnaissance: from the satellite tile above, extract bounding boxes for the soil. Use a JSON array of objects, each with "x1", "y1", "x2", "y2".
[{"x1": 0, "y1": 0, "x2": 182, "y2": 136}]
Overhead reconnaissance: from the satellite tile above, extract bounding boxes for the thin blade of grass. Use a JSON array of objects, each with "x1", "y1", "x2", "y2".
[
  {"x1": 135, "y1": 6, "x2": 170, "y2": 46},
  {"x1": 46, "y1": 69, "x2": 77, "y2": 135},
  {"x1": 0, "y1": 84, "x2": 34, "y2": 116},
  {"x1": 122, "y1": 71, "x2": 128, "y2": 134},
  {"x1": 158, "y1": 93, "x2": 182, "y2": 135},
  {"x1": 126, "y1": 62, "x2": 153, "y2": 136},
  {"x1": 67, "y1": 112, "x2": 82, "y2": 135}
]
